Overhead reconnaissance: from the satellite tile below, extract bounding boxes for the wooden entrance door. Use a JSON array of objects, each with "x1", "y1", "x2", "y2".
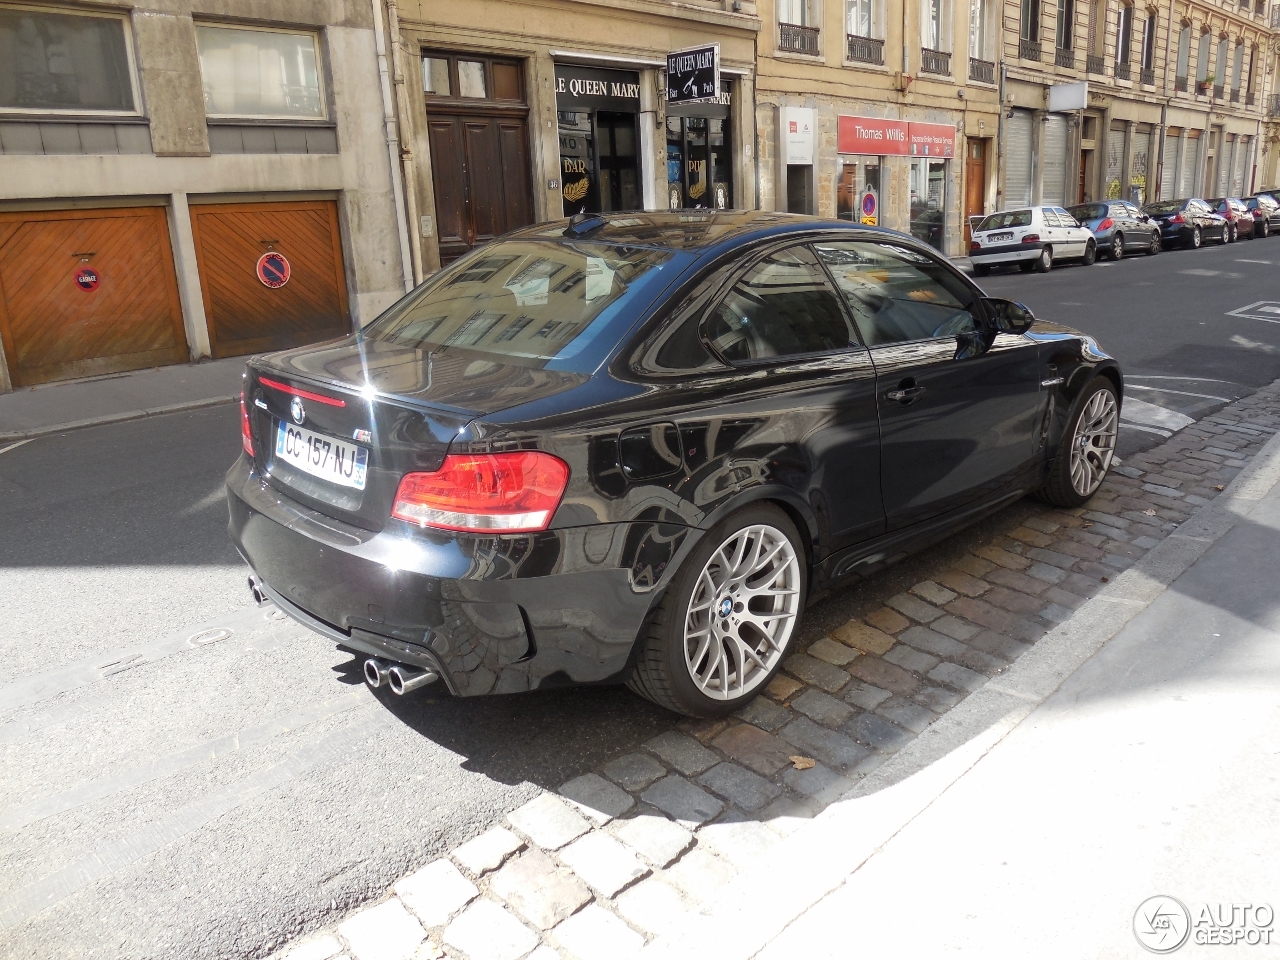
[
  {"x1": 0, "y1": 206, "x2": 188, "y2": 387},
  {"x1": 963, "y1": 138, "x2": 987, "y2": 243},
  {"x1": 428, "y1": 113, "x2": 534, "y2": 264},
  {"x1": 189, "y1": 200, "x2": 350, "y2": 359}
]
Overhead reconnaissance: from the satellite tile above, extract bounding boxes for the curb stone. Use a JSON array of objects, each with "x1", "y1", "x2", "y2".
[
  {"x1": 269, "y1": 380, "x2": 1280, "y2": 960},
  {"x1": 0, "y1": 395, "x2": 238, "y2": 444}
]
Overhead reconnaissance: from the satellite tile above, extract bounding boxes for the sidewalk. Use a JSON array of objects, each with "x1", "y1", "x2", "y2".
[
  {"x1": 649, "y1": 428, "x2": 1280, "y2": 959},
  {"x1": 0, "y1": 357, "x2": 243, "y2": 443}
]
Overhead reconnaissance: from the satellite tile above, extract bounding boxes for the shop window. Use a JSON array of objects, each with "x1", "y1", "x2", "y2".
[
  {"x1": 909, "y1": 158, "x2": 948, "y2": 251},
  {"x1": 196, "y1": 26, "x2": 324, "y2": 119},
  {"x1": 423, "y1": 53, "x2": 524, "y2": 102},
  {"x1": 556, "y1": 65, "x2": 641, "y2": 215},
  {"x1": 706, "y1": 247, "x2": 855, "y2": 363},
  {"x1": 0, "y1": 7, "x2": 136, "y2": 113},
  {"x1": 667, "y1": 115, "x2": 733, "y2": 210},
  {"x1": 814, "y1": 241, "x2": 978, "y2": 346},
  {"x1": 837, "y1": 156, "x2": 883, "y2": 225}
]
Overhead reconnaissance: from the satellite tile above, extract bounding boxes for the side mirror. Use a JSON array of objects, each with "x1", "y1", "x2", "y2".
[{"x1": 984, "y1": 298, "x2": 1036, "y2": 335}]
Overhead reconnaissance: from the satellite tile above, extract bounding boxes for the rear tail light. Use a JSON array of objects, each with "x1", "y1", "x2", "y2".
[
  {"x1": 240, "y1": 391, "x2": 254, "y2": 457},
  {"x1": 970, "y1": 240, "x2": 981, "y2": 252},
  {"x1": 392, "y1": 452, "x2": 570, "y2": 533},
  {"x1": 1169, "y1": 213, "x2": 1185, "y2": 224},
  {"x1": 1021, "y1": 234, "x2": 1041, "y2": 243},
  {"x1": 1099, "y1": 218, "x2": 1115, "y2": 231},
  {"x1": 1254, "y1": 209, "x2": 1265, "y2": 218}
]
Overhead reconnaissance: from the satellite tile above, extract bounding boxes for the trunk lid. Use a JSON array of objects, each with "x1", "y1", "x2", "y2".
[{"x1": 244, "y1": 336, "x2": 588, "y2": 531}]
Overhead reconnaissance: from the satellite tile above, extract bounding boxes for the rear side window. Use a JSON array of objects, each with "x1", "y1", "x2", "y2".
[
  {"x1": 1070, "y1": 203, "x2": 1108, "y2": 220},
  {"x1": 814, "y1": 241, "x2": 979, "y2": 346},
  {"x1": 1144, "y1": 200, "x2": 1184, "y2": 214},
  {"x1": 977, "y1": 210, "x2": 1033, "y2": 231},
  {"x1": 705, "y1": 246, "x2": 856, "y2": 363}
]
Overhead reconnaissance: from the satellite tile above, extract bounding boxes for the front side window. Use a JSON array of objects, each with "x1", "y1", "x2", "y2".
[
  {"x1": 705, "y1": 247, "x2": 855, "y2": 363},
  {"x1": 814, "y1": 241, "x2": 978, "y2": 346},
  {"x1": 0, "y1": 7, "x2": 135, "y2": 112},
  {"x1": 196, "y1": 26, "x2": 324, "y2": 119}
]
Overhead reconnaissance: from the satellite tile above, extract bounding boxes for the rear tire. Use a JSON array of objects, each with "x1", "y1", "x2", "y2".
[
  {"x1": 1190, "y1": 226, "x2": 1202, "y2": 249},
  {"x1": 1037, "y1": 378, "x2": 1120, "y2": 508},
  {"x1": 973, "y1": 263, "x2": 991, "y2": 276},
  {"x1": 1081, "y1": 240, "x2": 1096, "y2": 265},
  {"x1": 626, "y1": 504, "x2": 806, "y2": 718},
  {"x1": 1228, "y1": 224, "x2": 1238, "y2": 243},
  {"x1": 1147, "y1": 231, "x2": 1160, "y2": 255},
  {"x1": 1034, "y1": 247, "x2": 1053, "y2": 273},
  {"x1": 1108, "y1": 232, "x2": 1124, "y2": 260},
  {"x1": 1261, "y1": 221, "x2": 1271, "y2": 239}
]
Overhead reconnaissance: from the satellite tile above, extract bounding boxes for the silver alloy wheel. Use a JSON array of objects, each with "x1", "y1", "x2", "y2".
[
  {"x1": 683, "y1": 523, "x2": 801, "y2": 700},
  {"x1": 1069, "y1": 389, "x2": 1119, "y2": 497}
]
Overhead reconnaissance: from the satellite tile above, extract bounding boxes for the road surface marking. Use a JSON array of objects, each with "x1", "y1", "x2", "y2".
[
  {"x1": 0, "y1": 439, "x2": 32, "y2": 457},
  {"x1": 1120, "y1": 397, "x2": 1195, "y2": 432},
  {"x1": 1235, "y1": 259, "x2": 1271, "y2": 264},
  {"x1": 1126, "y1": 375, "x2": 1234, "y2": 383},
  {"x1": 1121, "y1": 423, "x2": 1173, "y2": 437},
  {"x1": 1125, "y1": 385, "x2": 1231, "y2": 402},
  {"x1": 1226, "y1": 301, "x2": 1280, "y2": 323}
]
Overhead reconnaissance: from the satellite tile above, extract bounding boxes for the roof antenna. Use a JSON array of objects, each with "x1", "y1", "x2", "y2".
[{"x1": 565, "y1": 209, "x2": 607, "y2": 236}]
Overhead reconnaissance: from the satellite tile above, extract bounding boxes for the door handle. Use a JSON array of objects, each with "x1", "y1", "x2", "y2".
[{"x1": 887, "y1": 384, "x2": 927, "y2": 404}]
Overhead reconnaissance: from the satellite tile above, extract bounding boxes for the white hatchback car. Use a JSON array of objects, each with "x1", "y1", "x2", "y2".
[{"x1": 969, "y1": 206, "x2": 1097, "y2": 275}]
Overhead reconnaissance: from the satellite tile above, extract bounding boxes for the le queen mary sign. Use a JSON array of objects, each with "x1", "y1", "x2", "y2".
[
  {"x1": 666, "y1": 43, "x2": 720, "y2": 104},
  {"x1": 837, "y1": 116, "x2": 955, "y2": 158}
]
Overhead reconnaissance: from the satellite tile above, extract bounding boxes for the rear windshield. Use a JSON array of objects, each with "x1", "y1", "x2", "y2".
[
  {"x1": 1068, "y1": 203, "x2": 1108, "y2": 221},
  {"x1": 364, "y1": 240, "x2": 674, "y2": 371},
  {"x1": 1144, "y1": 200, "x2": 1185, "y2": 214},
  {"x1": 977, "y1": 210, "x2": 1032, "y2": 231}
]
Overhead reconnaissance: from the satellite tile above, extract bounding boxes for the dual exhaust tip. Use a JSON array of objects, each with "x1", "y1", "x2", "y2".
[{"x1": 364, "y1": 657, "x2": 438, "y2": 696}]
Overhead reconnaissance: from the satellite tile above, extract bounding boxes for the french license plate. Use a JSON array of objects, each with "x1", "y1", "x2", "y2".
[
  {"x1": 275, "y1": 422, "x2": 369, "y2": 490},
  {"x1": 990, "y1": 232, "x2": 1014, "y2": 242}
]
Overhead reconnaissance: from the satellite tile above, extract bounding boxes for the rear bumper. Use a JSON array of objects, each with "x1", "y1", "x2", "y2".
[
  {"x1": 970, "y1": 241, "x2": 1044, "y2": 264},
  {"x1": 226, "y1": 455, "x2": 696, "y2": 696},
  {"x1": 1158, "y1": 224, "x2": 1193, "y2": 244}
]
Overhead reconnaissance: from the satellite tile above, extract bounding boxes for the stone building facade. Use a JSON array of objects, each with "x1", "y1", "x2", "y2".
[
  {"x1": 0, "y1": 0, "x2": 409, "y2": 393},
  {"x1": 753, "y1": 0, "x2": 1003, "y2": 257},
  {"x1": 998, "y1": 0, "x2": 1273, "y2": 211}
]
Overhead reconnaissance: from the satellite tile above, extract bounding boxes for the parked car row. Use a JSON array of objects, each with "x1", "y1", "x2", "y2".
[{"x1": 969, "y1": 191, "x2": 1280, "y2": 274}]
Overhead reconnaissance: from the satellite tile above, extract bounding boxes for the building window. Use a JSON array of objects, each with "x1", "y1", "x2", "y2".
[
  {"x1": 1116, "y1": 5, "x2": 1133, "y2": 64},
  {"x1": 924, "y1": 0, "x2": 947, "y2": 49},
  {"x1": 1216, "y1": 36, "x2": 1229, "y2": 87},
  {"x1": 1087, "y1": 0, "x2": 1104, "y2": 58},
  {"x1": 1057, "y1": 0, "x2": 1074, "y2": 49},
  {"x1": 1020, "y1": 0, "x2": 1040, "y2": 42},
  {"x1": 848, "y1": 0, "x2": 874, "y2": 37},
  {"x1": 1196, "y1": 31, "x2": 1211, "y2": 82},
  {"x1": 1140, "y1": 15, "x2": 1156, "y2": 68},
  {"x1": 0, "y1": 7, "x2": 136, "y2": 113},
  {"x1": 779, "y1": 0, "x2": 813, "y2": 25},
  {"x1": 196, "y1": 26, "x2": 324, "y2": 119},
  {"x1": 1232, "y1": 41, "x2": 1244, "y2": 92},
  {"x1": 1175, "y1": 24, "x2": 1190, "y2": 83},
  {"x1": 423, "y1": 53, "x2": 522, "y2": 101},
  {"x1": 969, "y1": 0, "x2": 992, "y2": 57}
]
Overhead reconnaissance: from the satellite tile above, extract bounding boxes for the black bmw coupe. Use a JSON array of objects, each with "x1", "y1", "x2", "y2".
[{"x1": 227, "y1": 212, "x2": 1122, "y2": 717}]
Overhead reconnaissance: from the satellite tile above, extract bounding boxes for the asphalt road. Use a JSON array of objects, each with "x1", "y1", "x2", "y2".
[{"x1": 2, "y1": 241, "x2": 1279, "y2": 959}]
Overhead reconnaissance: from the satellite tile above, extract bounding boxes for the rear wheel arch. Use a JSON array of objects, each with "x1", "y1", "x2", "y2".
[{"x1": 698, "y1": 487, "x2": 820, "y2": 576}]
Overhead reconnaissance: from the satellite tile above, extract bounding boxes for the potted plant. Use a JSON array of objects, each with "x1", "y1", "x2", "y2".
[{"x1": 1198, "y1": 74, "x2": 1215, "y2": 92}]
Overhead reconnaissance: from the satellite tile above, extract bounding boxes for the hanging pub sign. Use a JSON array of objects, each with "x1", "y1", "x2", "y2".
[{"x1": 666, "y1": 43, "x2": 719, "y2": 105}]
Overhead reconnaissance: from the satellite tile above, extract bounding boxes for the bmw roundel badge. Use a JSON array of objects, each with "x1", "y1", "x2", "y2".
[{"x1": 290, "y1": 396, "x2": 306, "y2": 425}]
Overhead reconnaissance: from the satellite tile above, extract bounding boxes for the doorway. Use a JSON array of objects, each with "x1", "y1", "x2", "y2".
[
  {"x1": 910, "y1": 158, "x2": 948, "y2": 252},
  {"x1": 963, "y1": 138, "x2": 986, "y2": 243}
]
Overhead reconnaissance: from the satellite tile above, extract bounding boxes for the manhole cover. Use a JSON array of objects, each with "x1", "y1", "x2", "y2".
[
  {"x1": 264, "y1": 607, "x2": 287, "y2": 622},
  {"x1": 188, "y1": 628, "x2": 232, "y2": 646}
]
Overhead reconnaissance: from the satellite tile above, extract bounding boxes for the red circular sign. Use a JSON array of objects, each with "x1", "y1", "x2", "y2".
[
  {"x1": 256, "y1": 252, "x2": 291, "y2": 289},
  {"x1": 75, "y1": 267, "x2": 100, "y2": 292}
]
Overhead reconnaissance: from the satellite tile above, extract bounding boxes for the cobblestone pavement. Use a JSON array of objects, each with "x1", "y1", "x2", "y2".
[{"x1": 273, "y1": 381, "x2": 1280, "y2": 960}]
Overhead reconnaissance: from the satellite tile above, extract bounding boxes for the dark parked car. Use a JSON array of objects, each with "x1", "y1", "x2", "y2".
[
  {"x1": 1142, "y1": 198, "x2": 1228, "y2": 248},
  {"x1": 1067, "y1": 201, "x2": 1161, "y2": 259},
  {"x1": 1206, "y1": 197, "x2": 1254, "y2": 242},
  {"x1": 1243, "y1": 194, "x2": 1280, "y2": 237},
  {"x1": 227, "y1": 212, "x2": 1123, "y2": 717}
]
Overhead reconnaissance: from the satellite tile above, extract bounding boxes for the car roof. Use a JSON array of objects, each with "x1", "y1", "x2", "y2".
[{"x1": 504, "y1": 210, "x2": 909, "y2": 252}]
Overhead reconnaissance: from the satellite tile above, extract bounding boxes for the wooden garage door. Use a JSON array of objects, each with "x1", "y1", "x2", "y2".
[
  {"x1": 189, "y1": 200, "x2": 350, "y2": 358},
  {"x1": 0, "y1": 207, "x2": 188, "y2": 387}
]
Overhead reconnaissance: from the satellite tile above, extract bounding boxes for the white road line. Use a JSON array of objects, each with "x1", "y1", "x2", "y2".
[
  {"x1": 0, "y1": 439, "x2": 32, "y2": 457},
  {"x1": 1120, "y1": 421, "x2": 1173, "y2": 437},
  {"x1": 1125, "y1": 375, "x2": 1235, "y2": 383},
  {"x1": 1120, "y1": 397, "x2": 1196, "y2": 431},
  {"x1": 1235, "y1": 259, "x2": 1271, "y2": 265},
  {"x1": 1124, "y1": 384, "x2": 1231, "y2": 402}
]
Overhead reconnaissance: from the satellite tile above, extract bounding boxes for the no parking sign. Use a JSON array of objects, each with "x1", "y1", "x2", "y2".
[
  {"x1": 74, "y1": 267, "x2": 100, "y2": 291},
  {"x1": 861, "y1": 188, "x2": 878, "y2": 226},
  {"x1": 256, "y1": 252, "x2": 291, "y2": 289}
]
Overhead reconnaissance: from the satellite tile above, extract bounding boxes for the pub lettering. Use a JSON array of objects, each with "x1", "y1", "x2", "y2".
[{"x1": 555, "y1": 76, "x2": 639, "y2": 99}]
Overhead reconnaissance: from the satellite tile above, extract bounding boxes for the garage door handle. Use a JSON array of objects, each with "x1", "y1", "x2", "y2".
[{"x1": 887, "y1": 385, "x2": 926, "y2": 404}]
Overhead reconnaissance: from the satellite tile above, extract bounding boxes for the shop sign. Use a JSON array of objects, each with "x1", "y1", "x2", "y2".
[
  {"x1": 838, "y1": 116, "x2": 910, "y2": 156},
  {"x1": 838, "y1": 115, "x2": 956, "y2": 158},
  {"x1": 908, "y1": 122, "x2": 955, "y2": 158},
  {"x1": 555, "y1": 65, "x2": 641, "y2": 110},
  {"x1": 666, "y1": 43, "x2": 720, "y2": 104},
  {"x1": 784, "y1": 107, "x2": 815, "y2": 164}
]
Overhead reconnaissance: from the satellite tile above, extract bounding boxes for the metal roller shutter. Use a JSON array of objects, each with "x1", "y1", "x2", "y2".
[
  {"x1": 1107, "y1": 128, "x2": 1125, "y2": 199},
  {"x1": 1160, "y1": 133, "x2": 1178, "y2": 200},
  {"x1": 1217, "y1": 137, "x2": 1233, "y2": 197},
  {"x1": 1004, "y1": 110, "x2": 1033, "y2": 207},
  {"x1": 1179, "y1": 134, "x2": 1200, "y2": 198},
  {"x1": 1233, "y1": 137, "x2": 1250, "y2": 195},
  {"x1": 1042, "y1": 115, "x2": 1069, "y2": 205}
]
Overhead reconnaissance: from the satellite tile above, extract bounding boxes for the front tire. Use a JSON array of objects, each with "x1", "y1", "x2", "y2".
[
  {"x1": 1081, "y1": 240, "x2": 1096, "y2": 265},
  {"x1": 1190, "y1": 226, "x2": 1202, "y2": 249},
  {"x1": 627, "y1": 504, "x2": 806, "y2": 717},
  {"x1": 1261, "y1": 221, "x2": 1271, "y2": 239},
  {"x1": 1108, "y1": 232, "x2": 1124, "y2": 260},
  {"x1": 1147, "y1": 231, "x2": 1160, "y2": 255},
  {"x1": 1037, "y1": 378, "x2": 1119, "y2": 508},
  {"x1": 1228, "y1": 223, "x2": 1238, "y2": 243},
  {"x1": 1034, "y1": 247, "x2": 1053, "y2": 273}
]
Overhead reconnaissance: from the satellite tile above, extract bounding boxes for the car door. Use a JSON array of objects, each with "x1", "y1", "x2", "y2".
[
  {"x1": 814, "y1": 239, "x2": 1047, "y2": 532},
  {"x1": 1039, "y1": 208, "x2": 1062, "y2": 254},
  {"x1": 686, "y1": 243, "x2": 886, "y2": 554},
  {"x1": 1055, "y1": 207, "x2": 1087, "y2": 256}
]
